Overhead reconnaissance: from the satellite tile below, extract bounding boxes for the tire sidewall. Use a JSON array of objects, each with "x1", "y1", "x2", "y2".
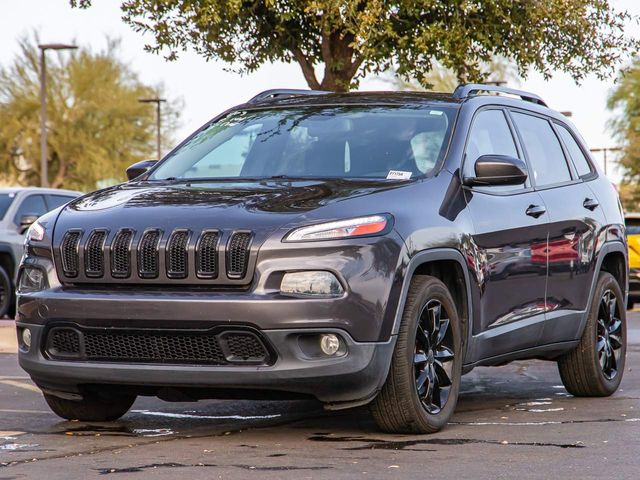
[{"x1": 402, "y1": 278, "x2": 462, "y2": 431}]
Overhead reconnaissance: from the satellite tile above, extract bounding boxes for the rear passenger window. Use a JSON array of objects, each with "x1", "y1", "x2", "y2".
[
  {"x1": 511, "y1": 112, "x2": 572, "y2": 187},
  {"x1": 556, "y1": 124, "x2": 593, "y2": 177}
]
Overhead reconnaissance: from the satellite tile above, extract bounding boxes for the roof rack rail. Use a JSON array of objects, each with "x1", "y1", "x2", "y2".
[
  {"x1": 247, "y1": 89, "x2": 330, "y2": 104},
  {"x1": 453, "y1": 83, "x2": 547, "y2": 107}
]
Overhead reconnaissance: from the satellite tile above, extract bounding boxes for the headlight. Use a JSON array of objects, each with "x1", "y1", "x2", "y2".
[
  {"x1": 18, "y1": 266, "x2": 48, "y2": 293},
  {"x1": 284, "y1": 214, "x2": 391, "y2": 242},
  {"x1": 280, "y1": 271, "x2": 344, "y2": 297},
  {"x1": 26, "y1": 220, "x2": 45, "y2": 242}
]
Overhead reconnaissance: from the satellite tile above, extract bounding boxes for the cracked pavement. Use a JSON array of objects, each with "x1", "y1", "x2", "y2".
[{"x1": 0, "y1": 313, "x2": 638, "y2": 479}]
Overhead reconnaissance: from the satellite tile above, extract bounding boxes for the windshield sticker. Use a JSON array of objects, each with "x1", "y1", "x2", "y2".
[{"x1": 386, "y1": 170, "x2": 412, "y2": 180}]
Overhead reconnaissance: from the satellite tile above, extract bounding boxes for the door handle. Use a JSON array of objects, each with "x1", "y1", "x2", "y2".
[
  {"x1": 526, "y1": 204, "x2": 546, "y2": 218},
  {"x1": 583, "y1": 197, "x2": 599, "y2": 211}
]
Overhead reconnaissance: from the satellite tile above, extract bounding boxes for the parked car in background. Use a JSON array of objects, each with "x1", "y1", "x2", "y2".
[
  {"x1": 625, "y1": 213, "x2": 640, "y2": 309},
  {"x1": 17, "y1": 85, "x2": 628, "y2": 434},
  {"x1": 0, "y1": 188, "x2": 81, "y2": 317}
]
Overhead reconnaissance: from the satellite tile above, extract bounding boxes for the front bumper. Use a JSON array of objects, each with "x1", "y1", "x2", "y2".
[{"x1": 18, "y1": 322, "x2": 395, "y2": 406}]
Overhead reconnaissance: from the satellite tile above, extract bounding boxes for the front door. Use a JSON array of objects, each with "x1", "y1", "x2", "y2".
[{"x1": 462, "y1": 108, "x2": 549, "y2": 360}]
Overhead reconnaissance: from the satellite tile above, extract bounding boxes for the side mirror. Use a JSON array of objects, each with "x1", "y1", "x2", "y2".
[
  {"x1": 463, "y1": 154, "x2": 528, "y2": 187},
  {"x1": 19, "y1": 214, "x2": 39, "y2": 234},
  {"x1": 126, "y1": 160, "x2": 158, "y2": 181}
]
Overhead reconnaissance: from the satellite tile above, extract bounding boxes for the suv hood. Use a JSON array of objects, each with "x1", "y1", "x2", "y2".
[{"x1": 55, "y1": 179, "x2": 405, "y2": 236}]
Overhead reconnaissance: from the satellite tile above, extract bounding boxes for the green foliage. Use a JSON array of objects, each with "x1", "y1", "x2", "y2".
[
  {"x1": 73, "y1": 1, "x2": 637, "y2": 92},
  {"x1": 0, "y1": 36, "x2": 180, "y2": 191},
  {"x1": 608, "y1": 59, "x2": 640, "y2": 211},
  {"x1": 386, "y1": 57, "x2": 519, "y2": 93}
]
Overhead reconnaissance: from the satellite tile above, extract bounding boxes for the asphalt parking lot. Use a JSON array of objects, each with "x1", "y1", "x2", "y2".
[{"x1": 0, "y1": 313, "x2": 638, "y2": 479}]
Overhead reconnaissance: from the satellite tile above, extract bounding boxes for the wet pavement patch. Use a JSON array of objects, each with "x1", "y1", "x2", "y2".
[
  {"x1": 307, "y1": 434, "x2": 585, "y2": 450},
  {"x1": 96, "y1": 463, "x2": 218, "y2": 475}
]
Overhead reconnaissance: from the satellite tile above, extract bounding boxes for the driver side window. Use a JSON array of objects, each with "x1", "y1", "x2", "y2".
[{"x1": 464, "y1": 109, "x2": 528, "y2": 191}]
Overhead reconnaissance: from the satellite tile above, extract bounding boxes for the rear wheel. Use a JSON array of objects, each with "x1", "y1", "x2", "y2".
[
  {"x1": 0, "y1": 266, "x2": 12, "y2": 319},
  {"x1": 371, "y1": 275, "x2": 462, "y2": 433},
  {"x1": 557, "y1": 272, "x2": 626, "y2": 396},
  {"x1": 43, "y1": 393, "x2": 136, "y2": 421}
]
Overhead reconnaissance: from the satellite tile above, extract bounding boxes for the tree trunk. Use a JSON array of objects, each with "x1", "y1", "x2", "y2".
[{"x1": 293, "y1": 31, "x2": 362, "y2": 92}]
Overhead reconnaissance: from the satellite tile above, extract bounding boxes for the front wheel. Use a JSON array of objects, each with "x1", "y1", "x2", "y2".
[
  {"x1": 370, "y1": 275, "x2": 462, "y2": 433},
  {"x1": 44, "y1": 392, "x2": 136, "y2": 421},
  {"x1": 557, "y1": 272, "x2": 626, "y2": 396}
]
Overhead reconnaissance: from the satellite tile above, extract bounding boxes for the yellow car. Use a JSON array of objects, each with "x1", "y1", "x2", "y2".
[{"x1": 626, "y1": 213, "x2": 640, "y2": 309}]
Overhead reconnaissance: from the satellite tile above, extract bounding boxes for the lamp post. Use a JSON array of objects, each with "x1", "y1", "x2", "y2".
[
  {"x1": 139, "y1": 98, "x2": 166, "y2": 160},
  {"x1": 38, "y1": 43, "x2": 77, "y2": 188},
  {"x1": 590, "y1": 147, "x2": 623, "y2": 176}
]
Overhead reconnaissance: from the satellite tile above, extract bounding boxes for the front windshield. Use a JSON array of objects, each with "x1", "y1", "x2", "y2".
[
  {"x1": 150, "y1": 105, "x2": 457, "y2": 181},
  {"x1": 0, "y1": 194, "x2": 15, "y2": 220}
]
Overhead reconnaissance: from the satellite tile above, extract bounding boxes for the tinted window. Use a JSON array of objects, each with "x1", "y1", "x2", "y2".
[
  {"x1": 512, "y1": 112, "x2": 571, "y2": 187},
  {"x1": 556, "y1": 124, "x2": 592, "y2": 177},
  {"x1": 150, "y1": 106, "x2": 457, "y2": 180},
  {"x1": 47, "y1": 195, "x2": 76, "y2": 210},
  {"x1": 464, "y1": 109, "x2": 522, "y2": 188},
  {"x1": 0, "y1": 194, "x2": 15, "y2": 220},
  {"x1": 14, "y1": 195, "x2": 47, "y2": 224}
]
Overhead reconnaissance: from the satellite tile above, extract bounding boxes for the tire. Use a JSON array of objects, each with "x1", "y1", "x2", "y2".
[
  {"x1": 557, "y1": 272, "x2": 626, "y2": 396},
  {"x1": 371, "y1": 275, "x2": 462, "y2": 434},
  {"x1": 0, "y1": 266, "x2": 12, "y2": 319},
  {"x1": 43, "y1": 392, "x2": 136, "y2": 421}
]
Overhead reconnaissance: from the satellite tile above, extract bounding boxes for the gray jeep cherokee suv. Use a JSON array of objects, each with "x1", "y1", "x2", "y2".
[{"x1": 16, "y1": 85, "x2": 628, "y2": 433}]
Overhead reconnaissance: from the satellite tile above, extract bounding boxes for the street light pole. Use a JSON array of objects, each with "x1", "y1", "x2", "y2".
[
  {"x1": 38, "y1": 43, "x2": 77, "y2": 188},
  {"x1": 139, "y1": 98, "x2": 166, "y2": 160},
  {"x1": 590, "y1": 147, "x2": 623, "y2": 176}
]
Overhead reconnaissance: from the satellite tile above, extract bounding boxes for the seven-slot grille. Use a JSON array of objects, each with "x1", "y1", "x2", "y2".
[
  {"x1": 57, "y1": 228, "x2": 254, "y2": 283},
  {"x1": 45, "y1": 327, "x2": 272, "y2": 365}
]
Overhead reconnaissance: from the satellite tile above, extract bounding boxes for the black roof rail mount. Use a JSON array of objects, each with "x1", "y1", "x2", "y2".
[
  {"x1": 453, "y1": 83, "x2": 547, "y2": 107},
  {"x1": 248, "y1": 89, "x2": 331, "y2": 104}
]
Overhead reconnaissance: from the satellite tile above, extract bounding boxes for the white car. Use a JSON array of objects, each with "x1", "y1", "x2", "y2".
[{"x1": 0, "y1": 187, "x2": 81, "y2": 317}]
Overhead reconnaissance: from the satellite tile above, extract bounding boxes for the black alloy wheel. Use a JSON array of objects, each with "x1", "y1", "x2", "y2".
[
  {"x1": 597, "y1": 290, "x2": 623, "y2": 380},
  {"x1": 414, "y1": 299, "x2": 455, "y2": 414}
]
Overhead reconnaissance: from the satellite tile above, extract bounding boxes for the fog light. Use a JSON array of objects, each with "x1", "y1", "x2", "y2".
[
  {"x1": 320, "y1": 334, "x2": 340, "y2": 356},
  {"x1": 22, "y1": 328, "x2": 31, "y2": 350},
  {"x1": 280, "y1": 271, "x2": 344, "y2": 297},
  {"x1": 18, "y1": 267, "x2": 47, "y2": 293}
]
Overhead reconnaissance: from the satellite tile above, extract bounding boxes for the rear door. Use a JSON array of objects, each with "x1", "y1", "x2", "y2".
[
  {"x1": 463, "y1": 108, "x2": 549, "y2": 359},
  {"x1": 509, "y1": 111, "x2": 606, "y2": 343}
]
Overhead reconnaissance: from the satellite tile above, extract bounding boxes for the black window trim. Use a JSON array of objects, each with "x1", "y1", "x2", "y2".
[
  {"x1": 551, "y1": 120, "x2": 598, "y2": 182},
  {"x1": 506, "y1": 107, "x2": 583, "y2": 192},
  {"x1": 460, "y1": 105, "x2": 535, "y2": 197}
]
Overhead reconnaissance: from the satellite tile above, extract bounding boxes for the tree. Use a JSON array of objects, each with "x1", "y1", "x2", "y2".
[
  {"x1": 73, "y1": 1, "x2": 636, "y2": 92},
  {"x1": 385, "y1": 57, "x2": 519, "y2": 93},
  {"x1": 608, "y1": 59, "x2": 640, "y2": 211},
  {"x1": 0, "y1": 36, "x2": 180, "y2": 191}
]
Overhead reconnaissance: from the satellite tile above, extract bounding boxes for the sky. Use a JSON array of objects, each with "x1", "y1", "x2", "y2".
[{"x1": 1, "y1": 0, "x2": 639, "y2": 181}]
